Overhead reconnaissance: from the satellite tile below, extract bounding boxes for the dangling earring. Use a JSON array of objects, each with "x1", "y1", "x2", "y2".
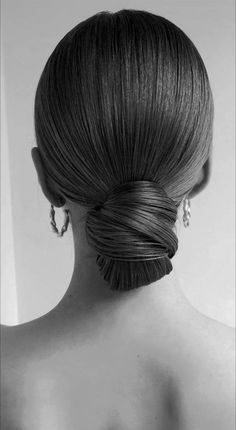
[
  {"x1": 183, "y1": 197, "x2": 191, "y2": 227},
  {"x1": 50, "y1": 204, "x2": 70, "y2": 237}
]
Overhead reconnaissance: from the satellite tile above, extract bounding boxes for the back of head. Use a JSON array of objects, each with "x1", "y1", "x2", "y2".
[{"x1": 34, "y1": 9, "x2": 214, "y2": 291}]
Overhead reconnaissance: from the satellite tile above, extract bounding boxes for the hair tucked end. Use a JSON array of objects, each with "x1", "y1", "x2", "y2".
[
  {"x1": 96, "y1": 255, "x2": 173, "y2": 291},
  {"x1": 86, "y1": 181, "x2": 178, "y2": 291}
]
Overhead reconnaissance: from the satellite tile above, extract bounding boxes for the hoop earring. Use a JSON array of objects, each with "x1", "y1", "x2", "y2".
[
  {"x1": 183, "y1": 197, "x2": 191, "y2": 228},
  {"x1": 50, "y1": 204, "x2": 70, "y2": 237}
]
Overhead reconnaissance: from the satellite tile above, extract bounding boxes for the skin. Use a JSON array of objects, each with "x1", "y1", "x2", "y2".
[{"x1": 0, "y1": 149, "x2": 234, "y2": 430}]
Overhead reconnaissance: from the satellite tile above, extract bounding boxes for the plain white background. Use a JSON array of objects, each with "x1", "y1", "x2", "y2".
[{"x1": 1, "y1": 0, "x2": 235, "y2": 326}]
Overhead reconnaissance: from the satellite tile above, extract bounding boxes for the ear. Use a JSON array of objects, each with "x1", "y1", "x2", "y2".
[
  {"x1": 188, "y1": 156, "x2": 211, "y2": 199},
  {"x1": 31, "y1": 147, "x2": 65, "y2": 208}
]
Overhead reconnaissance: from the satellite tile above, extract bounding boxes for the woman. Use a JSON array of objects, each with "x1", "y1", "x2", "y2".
[{"x1": 1, "y1": 9, "x2": 234, "y2": 430}]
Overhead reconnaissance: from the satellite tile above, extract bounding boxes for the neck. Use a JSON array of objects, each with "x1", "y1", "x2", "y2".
[
  {"x1": 51, "y1": 215, "x2": 194, "y2": 325},
  {"x1": 54, "y1": 253, "x2": 192, "y2": 321}
]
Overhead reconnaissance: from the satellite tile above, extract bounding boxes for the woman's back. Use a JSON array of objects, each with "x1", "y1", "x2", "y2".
[{"x1": 2, "y1": 280, "x2": 234, "y2": 430}]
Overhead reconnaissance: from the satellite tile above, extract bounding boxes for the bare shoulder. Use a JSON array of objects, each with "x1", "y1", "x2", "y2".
[
  {"x1": 1, "y1": 319, "x2": 40, "y2": 362},
  {"x1": 208, "y1": 318, "x2": 235, "y2": 402},
  {"x1": 1, "y1": 314, "x2": 54, "y2": 374},
  {"x1": 1, "y1": 324, "x2": 22, "y2": 428},
  {"x1": 202, "y1": 315, "x2": 235, "y2": 369},
  {"x1": 192, "y1": 312, "x2": 235, "y2": 391},
  {"x1": 0, "y1": 320, "x2": 44, "y2": 428},
  {"x1": 180, "y1": 314, "x2": 235, "y2": 430},
  {"x1": 211, "y1": 318, "x2": 235, "y2": 392}
]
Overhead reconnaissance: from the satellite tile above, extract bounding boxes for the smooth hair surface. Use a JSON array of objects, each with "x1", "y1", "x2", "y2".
[{"x1": 34, "y1": 9, "x2": 214, "y2": 290}]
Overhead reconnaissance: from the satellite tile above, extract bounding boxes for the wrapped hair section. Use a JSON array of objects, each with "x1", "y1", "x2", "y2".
[{"x1": 86, "y1": 181, "x2": 178, "y2": 291}]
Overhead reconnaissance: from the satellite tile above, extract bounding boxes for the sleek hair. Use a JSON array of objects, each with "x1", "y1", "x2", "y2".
[{"x1": 34, "y1": 9, "x2": 214, "y2": 291}]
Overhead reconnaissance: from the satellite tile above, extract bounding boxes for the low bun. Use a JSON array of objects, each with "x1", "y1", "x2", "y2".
[{"x1": 86, "y1": 181, "x2": 178, "y2": 291}]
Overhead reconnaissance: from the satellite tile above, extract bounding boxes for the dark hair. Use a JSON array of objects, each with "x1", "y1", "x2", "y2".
[{"x1": 34, "y1": 9, "x2": 214, "y2": 291}]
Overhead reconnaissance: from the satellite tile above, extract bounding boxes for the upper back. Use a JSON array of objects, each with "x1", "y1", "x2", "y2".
[{"x1": 1, "y1": 307, "x2": 235, "y2": 430}]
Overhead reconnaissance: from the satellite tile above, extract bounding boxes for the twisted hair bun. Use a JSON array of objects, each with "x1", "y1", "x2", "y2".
[{"x1": 86, "y1": 181, "x2": 178, "y2": 291}]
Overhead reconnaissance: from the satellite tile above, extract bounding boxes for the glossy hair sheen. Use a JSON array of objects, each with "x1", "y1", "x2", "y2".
[{"x1": 34, "y1": 9, "x2": 214, "y2": 291}]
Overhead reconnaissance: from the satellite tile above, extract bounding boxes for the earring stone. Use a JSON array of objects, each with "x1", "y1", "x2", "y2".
[
  {"x1": 183, "y1": 198, "x2": 191, "y2": 227},
  {"x1": 50, "y1": 204, "x2": 70, "y2": 237}
]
